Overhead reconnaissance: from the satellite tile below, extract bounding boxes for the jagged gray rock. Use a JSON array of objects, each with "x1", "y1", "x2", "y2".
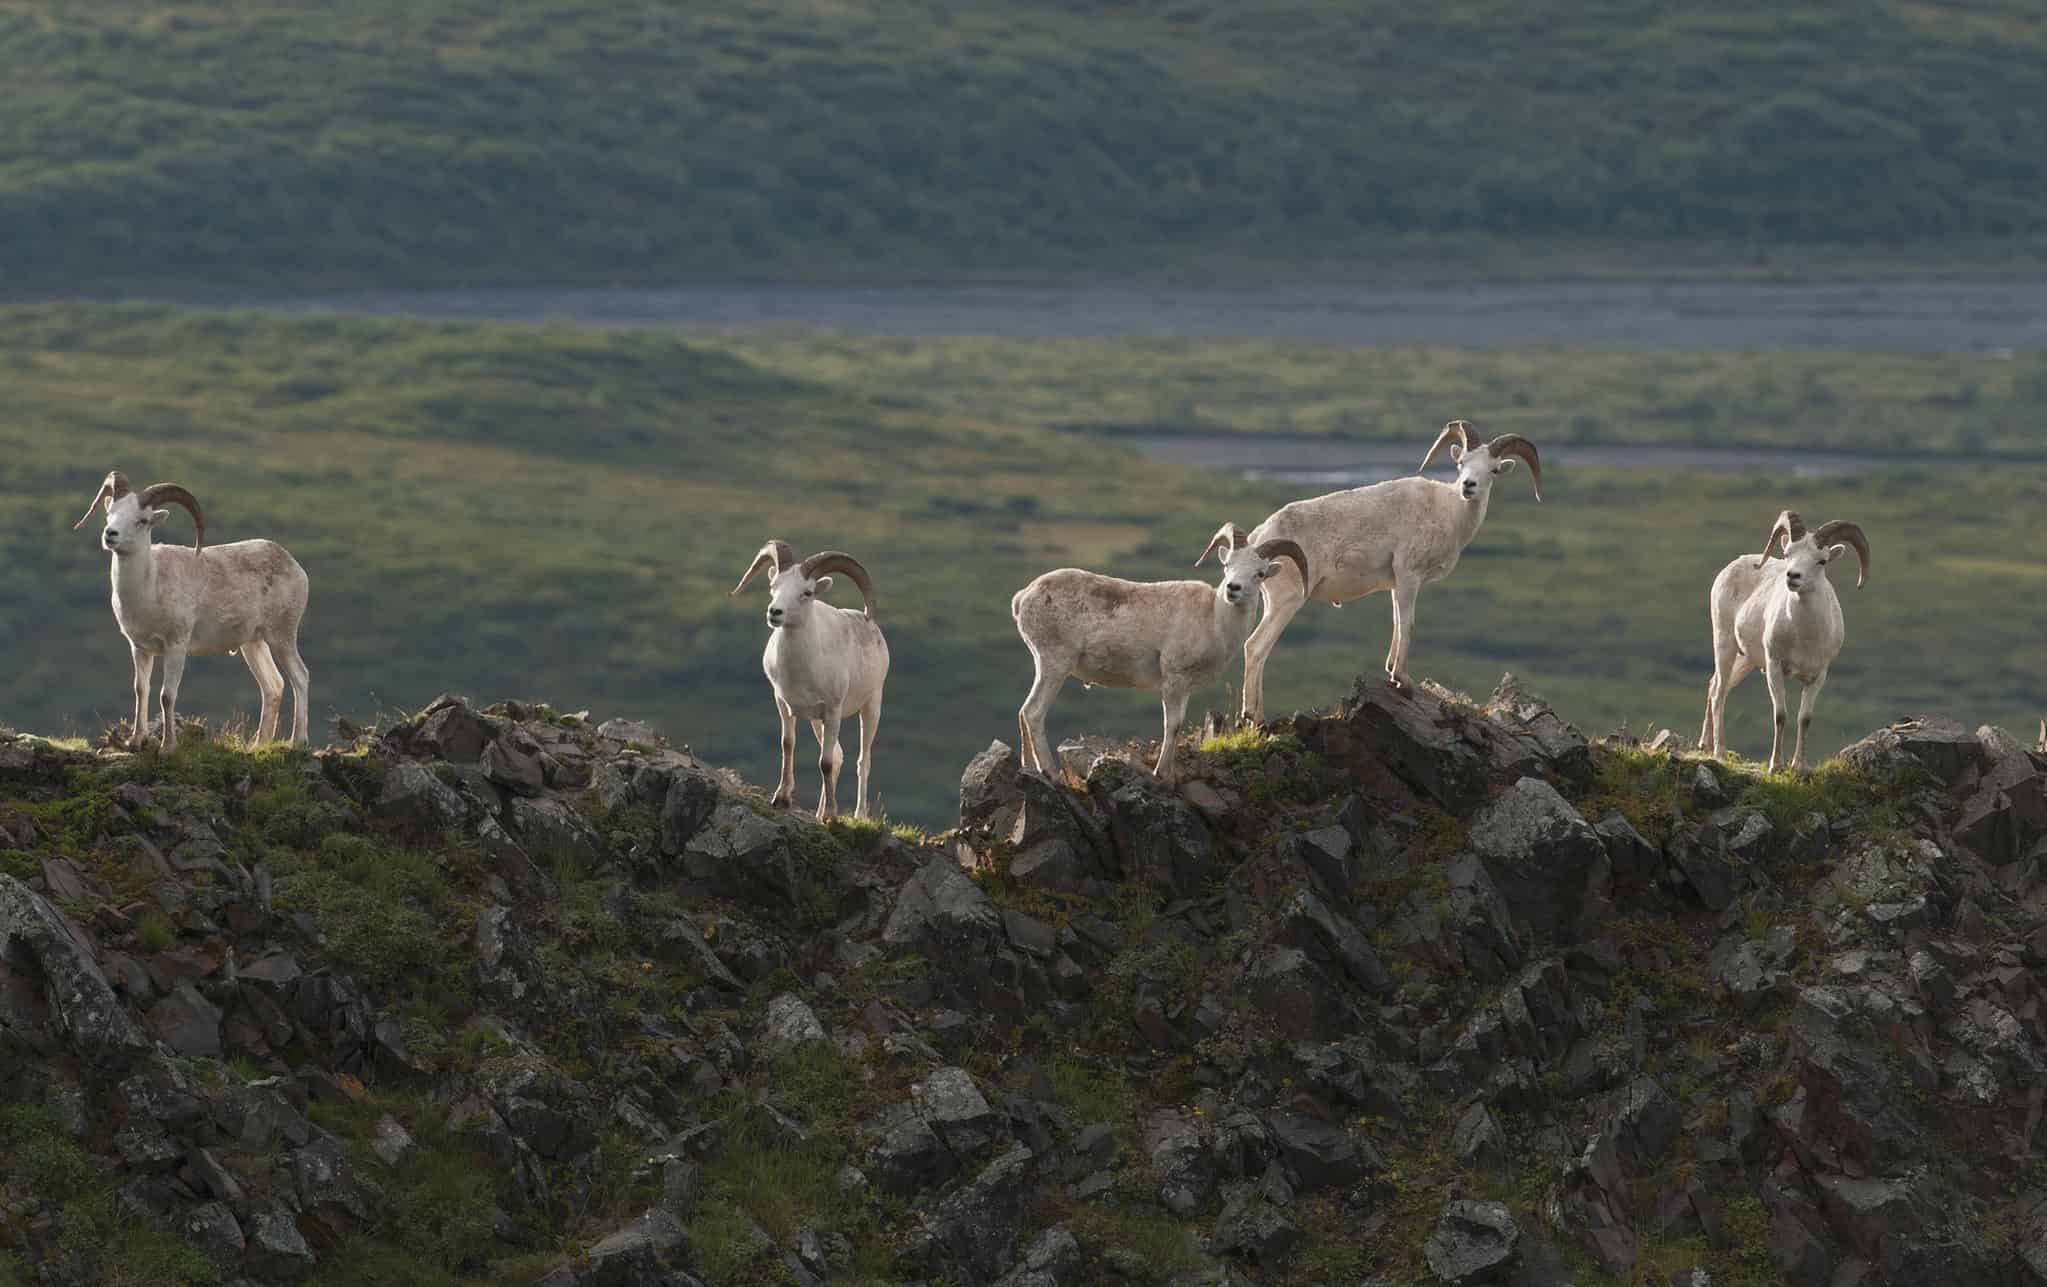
[
  {"x1": 1423, "y1": 1199, "x2": 1520, "y2": 1283},
  {"x1": 1467, "y1": 777, "x2": 1609, "y2": 940},
  {"x1": 0, "y1": 874, "x2": 151, "y2": 1070}
]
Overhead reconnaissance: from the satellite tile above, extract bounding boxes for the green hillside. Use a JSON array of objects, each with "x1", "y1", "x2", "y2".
[
  {"x1": 1, "y1": 303, "x2": 2042, "y2": 826},
  {"x1": 5, "y1": 1, "x2": 2047, "y2": 291},
  {"x1": 706, "y1": 332, "x2": 2047, "y2": 454}
]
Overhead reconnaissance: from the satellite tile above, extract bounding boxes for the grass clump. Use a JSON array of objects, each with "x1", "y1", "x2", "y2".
[
  {"x1": 270, "y1": 833, "x2": 457, "y2": 991},
  {"x1": 0, "y1": 1104, "x2": 99, "y2": 1201},
  {"x1": 1579, "y1": 744, "x2": 1685, "y2": 843},
  {"x1": 53, "y1": 1193, "x2": 220, "y2": 1287},
  {"x1": 1198, "y1": 728, "x2": 1302, "y2": 771},
  {"x1": 1064, "y1": 1202, "x2": 1205, "y2": 1278}
]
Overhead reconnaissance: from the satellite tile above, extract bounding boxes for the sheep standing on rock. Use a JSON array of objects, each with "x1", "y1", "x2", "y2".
[
  {"x1": 729, "y1": 541, "x2": 888, "y2": 820},
  {"x1": 73, "y1": 471, "x2": 312, "y2": 752},
  {"x1": 1011, "y1": 523, "x2": 1309, "y2": 782},
  {"x1": 1237, "y1": 419, "x2": 1541, "y2": 721},
  {"x1": 1700, "y1": 509, "x2": 1871, "y2": 774}
]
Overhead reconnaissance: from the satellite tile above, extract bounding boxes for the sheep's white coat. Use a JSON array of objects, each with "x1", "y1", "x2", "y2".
[
  {"x1": 1239, "y1": 435, "x2": 1534, "y2": 721},
  {"x1": 736, "y1": 550, "x2": 889, "y2": 820},
  {"x1": 1700, "y1": 526, "x2": 1861, "y2": 773},
  {"x1": 92, "y1": 491, "x2": 311, "y2": 752},
  {"x1": 1012, "y1": 528, "x2": 1303, "y2": 782}
]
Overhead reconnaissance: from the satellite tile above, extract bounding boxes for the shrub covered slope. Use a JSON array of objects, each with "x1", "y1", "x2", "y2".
[{"x1": 5, "y1": 1, "x2": 2047, "y2": 289}]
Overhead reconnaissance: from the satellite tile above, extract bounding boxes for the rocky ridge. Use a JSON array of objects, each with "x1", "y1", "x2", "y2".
[{"x1": 1, "y1": 678, "x2": 2046, "y2": 1286}]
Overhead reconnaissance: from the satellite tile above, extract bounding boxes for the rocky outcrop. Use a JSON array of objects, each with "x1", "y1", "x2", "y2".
[{"x1": 4, "y1": 691, "x2": 2046, "y2": 1287}]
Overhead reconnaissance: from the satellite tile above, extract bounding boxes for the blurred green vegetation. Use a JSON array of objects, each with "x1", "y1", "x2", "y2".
[
  {"x1": 4, "y1": 1, "x2": 2047, "y2": 291},
  {"x1": 707, "y1": 332, "x2": 2047, "y2": 453},
  {"x1": 1, "y1": 303, "x2": 2042, "y2": 826}
]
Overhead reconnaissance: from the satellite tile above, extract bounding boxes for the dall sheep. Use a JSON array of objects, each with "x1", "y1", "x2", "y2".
[
  {"x1": 729, "y1": 541, "x2": 889, "y2": 820},
  {"x1": 1237, "y1": 419, "x2": 1541, "y2": 721},
  {"x1": 1700, "y1": 509, "x2": 1870, "y2": 774},
  {"x1": 1011, "y1": 523, "x2": 1309, "y2": 782},
  {"x1": 73, "y1": 471, "x2": 312, "y2": 753}
]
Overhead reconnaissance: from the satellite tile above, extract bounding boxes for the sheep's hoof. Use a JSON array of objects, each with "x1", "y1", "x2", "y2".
[{"x1": 769, "y1": 794, "x2": 792, "y2": 810}]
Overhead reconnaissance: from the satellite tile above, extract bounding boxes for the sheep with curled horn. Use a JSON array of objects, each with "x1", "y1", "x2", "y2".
[
  {"x1": 1235, "y1": 418, "x2": 1542, "y2": 720},
  {"x1": 729, "y1": 540, "x2": 889, "y2": 820},
  {"x1": 74, "y1": 470, "x2": 312, "y2": 752},
  {"x1": 1011, "y1": 522, "x2": 1310, "y2": 783},
  {"x1": 1700, "y1": 509, "x2": 1871, "y2": 774}
]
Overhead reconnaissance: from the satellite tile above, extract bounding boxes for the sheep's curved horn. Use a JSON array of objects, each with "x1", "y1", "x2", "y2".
[
  {"x1": 72, "y1": 470, "x2": 131, "y2": 530},
  {"x1": 799, "y1": 550, "x2": 877, "y2": 618},
  {"x1": 729, "y1": 539, "x2": 795, "y2": 597},
  {"x1": 1486, "y1": 434, "x2": 1543, "y2": 502},
  {"x1": 1418, "y1": 419, "x2": 1474, "y2": 474},
  {"x1": 1194, "y1": 522, "x2": 1249, "y2": 567},
  {"x1": 1814, "y1": 519, "x2": 1870, "y2": 588},
  {"x1": 137, "y1": 483, "x2": 205, "y2": 552},
  {"x1": 1255, "y1": 538, "x2": 1311, "y2": 591},
  {"x1": 1755, "y1": 510, "x2": 1806, "y2": 568}
]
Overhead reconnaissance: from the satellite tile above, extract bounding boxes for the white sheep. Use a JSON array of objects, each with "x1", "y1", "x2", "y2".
[
  {"x1": 1237, "y1": 419, "x2": 1541, "y2": 721},
  {"x1": 73, "y1": 471, "x2": 312, "y2": 753},
  {"x1": 1011, "y1": 523, "x2": 1310, "y2": 782},
  {"x1": 729, "y1": 541, "x2": 889, "y2": 820},
  {"x1": 1699, "y1": 509, "x2": 1870, "y2": 774}
]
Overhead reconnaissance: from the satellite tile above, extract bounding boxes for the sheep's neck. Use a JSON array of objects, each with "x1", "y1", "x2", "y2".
[
  {"x1": 1451, "y1": 486, "x2": 1492, "y2": 548},
  {"x1": 1215, "y1": 591, "x2": 1258, "y2": 644},
  {"x1": 111, "y1": 543, "x2": 158, "y2": 605}
]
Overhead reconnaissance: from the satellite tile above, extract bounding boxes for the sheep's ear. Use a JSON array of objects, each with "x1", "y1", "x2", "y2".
[
  {"x1": 1493, "y1": 458, "x2": 1519, "y2": 476},
  {"x1": 1824, "y1": 542, "x2": 1849, "y2": 564},
  {"x1": 146, "y1": 508, "x2": 170, "y2": 525},
  {"x1": 1256, "y1": 560, "x2": 1283, "y2": 580},
  {"x1": 1448, "y1": 443, "x2": 1466, "y2": 462},
  {"x1": 812, "y1": 575, "x2": 834, "y2": 595}
]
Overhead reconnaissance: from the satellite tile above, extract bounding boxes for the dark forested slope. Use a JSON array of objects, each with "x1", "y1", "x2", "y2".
[{"x1": 4, "y1": 1, "x2": 2046, "y2": 289}]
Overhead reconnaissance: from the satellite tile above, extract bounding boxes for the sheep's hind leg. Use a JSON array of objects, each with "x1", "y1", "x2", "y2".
[
  {"x1": 241, "y1": 640, "x2": 286, "y2": 745},
  {"x1": 129, "y1": 644, "x2": 157, "y2": 750},
  {"x1": 815, "y1": 714, "x2": 844, "y2": 821},
  {"x1": 275, "y1": 633, "x2": 312, "y2": 747},
  {"x1": 1707, "y1": 645, "x2": 1755, "y2": 760},
  {"x1": 1241, "y1": 573, "x2": 1306, "y2": 725},
  {"x1": 854, "y1": 693, "x2": 881, "y2": 820},
  {"x1": 1018, "y1": 651, "x2": 1069, "y2": 775}
]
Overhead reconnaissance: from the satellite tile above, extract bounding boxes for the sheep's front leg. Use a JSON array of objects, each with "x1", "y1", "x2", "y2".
[
  {"x1": 1241, "y1": 572, "x2": 1306, "y2": 725},
  {"x1": 771, "y1": 699, "x2": 797, "y2": 807},
  {"x1": 1793, "y1": 666, "x2": 1828, "y2": 775},
  {"x1": 158, "y1": 643, "x2": 190, "y2": 754},
  {"x1": 1386, "y1": 576, "x2": 1421, "y2": 691},
  {"x1": 854, "y1": 693, "x2": 882, "y2": 820},
  {"x1": 1153, "y1": 680, "x2": 1193, "y2": 783},
  {"x1": 1763, "y1": 654, "x2": 1791, "y2": 774},
  {"x1": 815, "y1": 713, "x2": 845, "y2": 821},
  {"x1": 129, "y1": 644, "x2": 157, "y2": 750}
]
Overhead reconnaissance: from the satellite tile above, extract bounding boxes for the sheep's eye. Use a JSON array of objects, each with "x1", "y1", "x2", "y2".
[{"x1": 802, "y1": 590, "x2": 813, "y2": 599}]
